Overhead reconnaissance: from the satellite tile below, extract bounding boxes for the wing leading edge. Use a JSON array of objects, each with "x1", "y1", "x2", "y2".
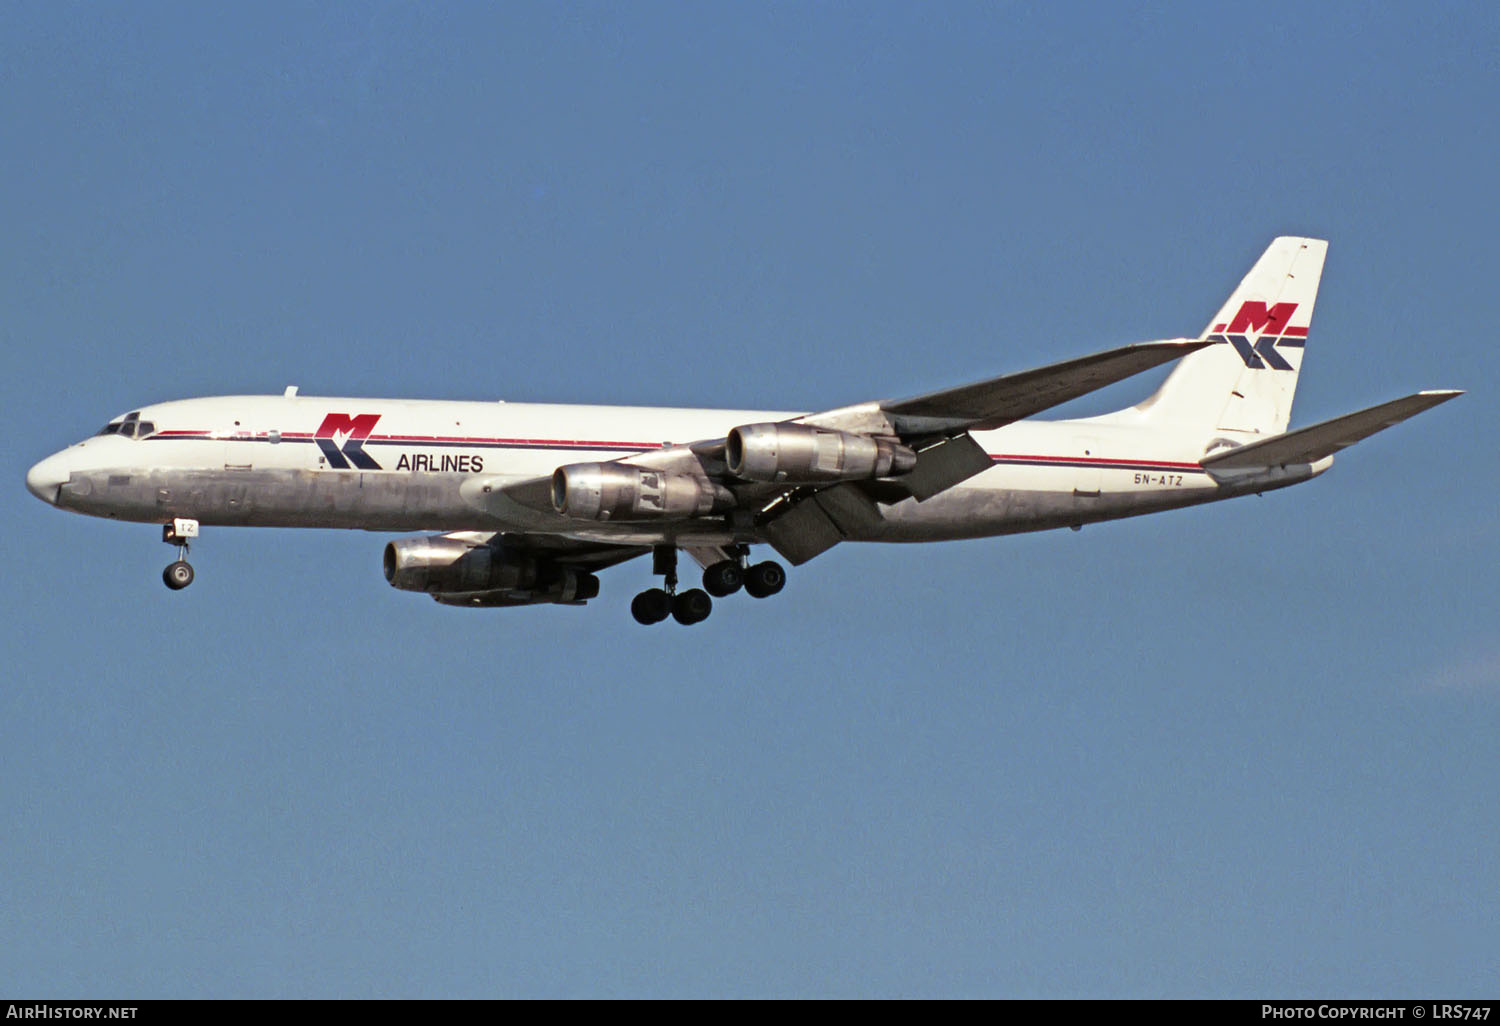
[
  {"x1": 876, "y1": 338, "x2": 1209, "y2": 435},
  {"x1": 799, "y1": 338, "x2": 1208, "y2": 438}
]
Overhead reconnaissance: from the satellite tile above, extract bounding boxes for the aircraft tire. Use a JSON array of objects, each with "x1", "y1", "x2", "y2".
[
  {"x1": 671, "y1": 588, "x2": 713, "y2": 625},
  {"x1": 631, "y1": 588, "x2": 672, "y2": 625},
  {"x1": 163, "y1": 560, "x2": 195, "y2": 590},
  {"x1": 743, "y1": 561, "x2": 786, "y2": 599},
  {"x1": 702, "y1": 560, "x2": 743, "y2": 597}
]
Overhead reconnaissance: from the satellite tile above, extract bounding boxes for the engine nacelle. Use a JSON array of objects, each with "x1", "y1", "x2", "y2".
[
  {"x1": 383, "y1": 535, "x2": 540, "y2": 594},
  {"x1": 431, "y1": 569, "x2": 600, "y2": 607},
  {"x1": 551, "y1": 463, "x2": 734, "y2": 521},
  {"x1": 384, "y1": 536, "x2": 601, "y2": 605},
  {"x1": 726, "y1": 423, "x2": 916, "y2": 483}
]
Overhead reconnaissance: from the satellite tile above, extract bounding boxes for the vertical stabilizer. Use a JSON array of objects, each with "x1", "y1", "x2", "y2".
[{"x1": 1135, "y1": 237, "x2": 1327, "y2": 436}]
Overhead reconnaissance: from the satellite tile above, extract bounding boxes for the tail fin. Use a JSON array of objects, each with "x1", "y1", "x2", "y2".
[{"x1": 1134, "y1": 236, "x2": 1328, "y2": 435}]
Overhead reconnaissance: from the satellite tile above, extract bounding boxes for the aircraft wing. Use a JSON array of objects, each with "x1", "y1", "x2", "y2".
[
  {"x1": 793, "y1": 338, "x2": 1206, "y2": 439},
  {"x1": 869, "y1": 338, "x2": 1209, "y2": 436},
  {"x1": 1201, "y1": 390, "x2": 1462, "y2": 473},
  {"x1": 485, "y1": 338, "x2": 1211, "y2": 566},
  {"x1": 773, "y1": 337, "x2": 1210, "y2": 513}
]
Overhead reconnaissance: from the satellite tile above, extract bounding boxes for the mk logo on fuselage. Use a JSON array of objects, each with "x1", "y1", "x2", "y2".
[
  {"x1": 1209, "y1": 301, "x2": 1307, "y2": 370},
  {"x1": 315, "y1": 413, "x2": 382, "y2": 470}
]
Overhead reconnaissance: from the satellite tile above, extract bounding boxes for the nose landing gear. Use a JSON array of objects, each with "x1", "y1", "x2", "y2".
[{"x1": 161, "y1": 518, "x2": 199, "y2": 591}]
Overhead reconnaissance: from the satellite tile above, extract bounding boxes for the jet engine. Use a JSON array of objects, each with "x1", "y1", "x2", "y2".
[
  {"x1": 430, "y1": 568, "x2": 599, "y2": 607},
  {"x1": 383, "y1": 535, "x2": 599, "y2": 605},
  {"x1": 551, "y1": 463, "x2": 733, "y2": 521},
  {"x1": 384, "y1": 535, "x2": 542, "y2": 593},
  {"x1": 726, "y1": 423, "x2": 916, "y2": 483}
]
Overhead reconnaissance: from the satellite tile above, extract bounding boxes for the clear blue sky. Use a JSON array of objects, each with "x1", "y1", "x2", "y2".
[{"x1": 3, "y1": 1, "x2": 1495, "y2": 998}]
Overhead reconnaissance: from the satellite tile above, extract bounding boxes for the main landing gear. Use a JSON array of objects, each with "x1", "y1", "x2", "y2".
[
  {"x1": 161, "y1": 518, "x2": 199, "y2": 591},
  {"x1": 630, "y1": 545, "x2": 786, "y2": 626},
  {"x1": 630, "y1": 546, "x2": 710, "y2": 626}
]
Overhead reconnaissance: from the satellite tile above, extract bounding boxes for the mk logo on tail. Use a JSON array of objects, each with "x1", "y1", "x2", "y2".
[
  {"x1": 315, "y1": 413, "x2": 382, "y2": 470},
  {"x1": 1210, "y1": 301, "x2": 1308, "y2": 370}
]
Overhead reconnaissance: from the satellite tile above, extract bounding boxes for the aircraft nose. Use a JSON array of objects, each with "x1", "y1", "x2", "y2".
[{"x1": 25, "y1": 453, "x2": 70, "y2": 505}]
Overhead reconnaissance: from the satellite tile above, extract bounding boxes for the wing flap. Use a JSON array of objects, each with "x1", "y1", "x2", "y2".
[
  {"x1": 762, "y1": 497, "x2": 845, "y2": 565},
  {"x1": 900, "y1": 433, "x2": 994, "y2": 500},
  {"x1": 1201, "y1": 390, "x2": 1462, "y2": 471},
  {"x1": 761, "y1": 482, "x2": 884, "y2": 565}
]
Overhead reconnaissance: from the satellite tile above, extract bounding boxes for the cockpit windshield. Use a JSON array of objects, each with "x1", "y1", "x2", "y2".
[{"x1": 95, "y1": 411, "x2": 154, "y2": 439}]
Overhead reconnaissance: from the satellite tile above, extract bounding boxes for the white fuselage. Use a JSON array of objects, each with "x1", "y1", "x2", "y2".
[{"x1": 25, "y1": 393, "x2": 1326, "y2": 548}]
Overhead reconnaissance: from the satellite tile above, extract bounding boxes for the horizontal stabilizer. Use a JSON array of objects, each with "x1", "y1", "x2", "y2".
[
  {"x1": 879, "y1": 338, "x2": 1208, "y2": 435},
  {"x1": 1201, "y1": 390, "x2": 1462, "y2": 471}
]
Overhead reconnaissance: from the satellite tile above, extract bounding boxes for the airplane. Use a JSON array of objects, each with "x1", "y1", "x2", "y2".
[{"x1": 25, "y1": 236, "x2": 1461, "y2": 625}]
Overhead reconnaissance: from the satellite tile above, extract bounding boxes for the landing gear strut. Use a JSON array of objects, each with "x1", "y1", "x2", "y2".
[{"x1": 162, "y1": 518, "x2": 198, "y2": 591}]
